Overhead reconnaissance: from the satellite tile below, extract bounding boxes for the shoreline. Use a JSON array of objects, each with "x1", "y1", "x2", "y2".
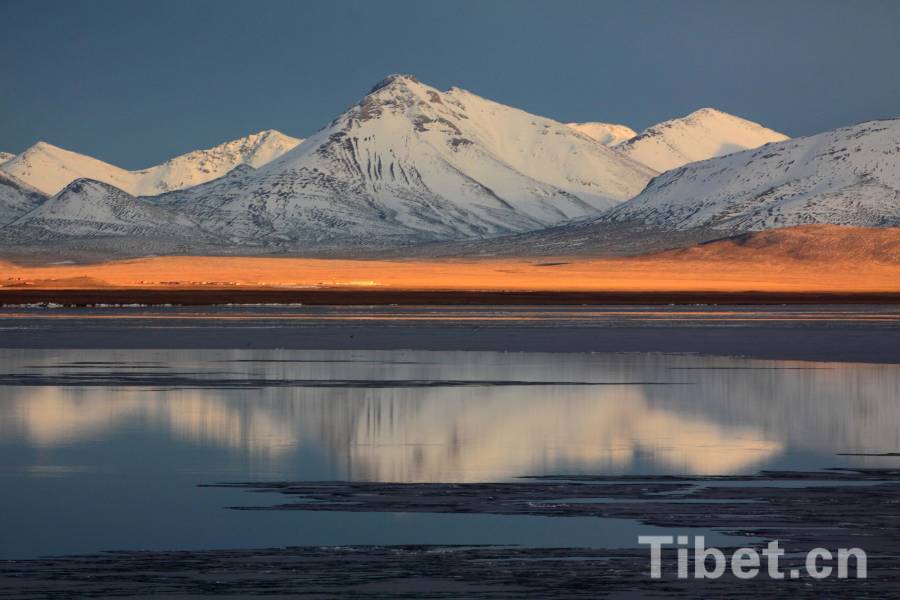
[
  {"x1": 1, "y1": 305, "x2": 898, "y2": 363},
  {"x1": 3, "y1": 288, "x2": 900, "y2": 306}
]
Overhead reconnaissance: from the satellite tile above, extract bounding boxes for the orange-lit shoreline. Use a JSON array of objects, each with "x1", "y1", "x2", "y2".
[
  {"x1": 1, "y1": 254, "x2": 898, "y2": 293},
  {"x1": 2, "y1": 226, "x2": 898, "y2": 298}
]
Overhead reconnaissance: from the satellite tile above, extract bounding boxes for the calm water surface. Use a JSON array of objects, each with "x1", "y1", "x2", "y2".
[{"x1": 1, "y1": 315, "x2": 898, "y2": 557}]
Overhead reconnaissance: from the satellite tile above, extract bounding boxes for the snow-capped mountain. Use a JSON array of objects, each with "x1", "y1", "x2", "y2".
[
  {"x1": 131, "y1": 129, "x2": 301, "y2": 194},
  {"x1": 0, "y1": 172, "x2": 45, "y2": 227},
  {"x1": 5, "y1": 76, "x2": 892, "y2": 259},
  {"x1": 615, "y1": 108, "x2": 788, "y2": 172},
  {"x1": 602, "y1": 119, "x2": 900, "y2": 232},
  {"x1": 1, "y1": 142, "x2": 137, "y2": 198},
  {"x1": 11, "y1": 179, "x2": 202, "y2": 240},
  {"x1": 0, "y1": 130, "x2": 302, "y2": 197},
  {"x1": 0, "y1": 152, "x2": 15, "y2": 165},
  {"x1": 566, "y1": 122, "x2": 636, "y2": 146},
  {"x1": 160, "y1": 74, "x2": 656, "y2": 248}
]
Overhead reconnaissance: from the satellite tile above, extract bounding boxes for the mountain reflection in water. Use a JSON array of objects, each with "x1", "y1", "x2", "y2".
[{"x1": 1, "y1": 349, "x2": 896, "y2": 482}]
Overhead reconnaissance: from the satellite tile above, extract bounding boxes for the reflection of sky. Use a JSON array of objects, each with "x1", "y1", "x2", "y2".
[{"x1": 1, "y1": 349, "x2": 898, "y2": 558}]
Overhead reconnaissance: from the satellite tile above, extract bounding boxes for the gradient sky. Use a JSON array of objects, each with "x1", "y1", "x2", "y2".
[{"x1": 3, "y1": 0, "x2": 899, "y2": 169}]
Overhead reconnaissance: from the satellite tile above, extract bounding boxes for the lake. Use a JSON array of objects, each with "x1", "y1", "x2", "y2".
[{"x1": 0, "y1": 306, "x2": 898, "y2": 559}]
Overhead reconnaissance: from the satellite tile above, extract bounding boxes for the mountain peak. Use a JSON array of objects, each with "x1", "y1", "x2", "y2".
[
  {"x1": 157, "y1": 74, "x2": 656, "y2": 249},
  {"x1": 686, "y1": 107, "x2": 728, "y2": 119},
  {"x1": 25, "y1": 141, "x2": 62, "y2": 154},
  {"x1": 18, "y1": 141, "x2": 90, "y2": 164},
  {"x1": 177, "y1": 129, "x2": 301, "y2": 159},
  {"x1": 681, "y1": 108, "x2": 772, "y2": 128},
  {"x1": 603, "y1": 118, "x2": 900, "y2": 232},
  {"x1": 0, "y1": 142, "x2": 134, "y2": 196},
  {"x1": 650, "y1": 107, "x2": 777, "y2": 133},
  {"x1": 566, "y1": 122, "x2": 637, "y2": 146},
  {"x1": 0, "y1": 131, "x2": 302, "y2": 197},
  {"x1": 615, "y1": 108, "x2": 789, "y2": 172},
  {"x1": 65, "y1": 176, "x2": 121, "y2": 191},
  {"x1": 255, "y1": 128, "x2": 290, "y2": 139},
  {"x1": 241, "y1": 129, "x2": 295, "y2": 144},
  {"x1": 13, "y1": 174, "x2": 203, "y2": 241},
  {"x1": 369, "y1": 74, "x2": 422, "y2": 94},
  {"x1": 55, "y1": 177, "x2": 129, "y2": 200}
]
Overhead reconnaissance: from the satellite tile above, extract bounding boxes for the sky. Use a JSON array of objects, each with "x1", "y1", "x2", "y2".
[{"x1": 3, "y1": 0, "x2": 899, "y2": 169}]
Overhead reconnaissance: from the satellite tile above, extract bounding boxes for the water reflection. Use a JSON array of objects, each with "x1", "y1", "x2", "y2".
[{"x1": 1, "y1": 350, "x2": 897, "y2": 481}]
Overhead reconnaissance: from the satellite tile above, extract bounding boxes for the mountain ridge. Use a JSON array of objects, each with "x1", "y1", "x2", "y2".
[
  {"x1": 602, "y1": 118, "x2": 900, "y2": 232},
  {"x1": 9, "y1": 178, "x2": 203, "y2": 241},
  {"x1": 615, "y1": 107, "x2": 789, "y2": 171},
  {"x1": 154, "y1": 74, "x2": 657, "y2": 249},
  {"x1": 2, "y1": 76, "x2": 896, "y2": 260},
  {"x1": 0, "y1": 130, "x2": 303, "y2": 197}
]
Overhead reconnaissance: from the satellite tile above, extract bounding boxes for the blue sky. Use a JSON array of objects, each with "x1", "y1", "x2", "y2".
[{"x1": 3, "y1": 0, "x2": 899, "y2": 168}]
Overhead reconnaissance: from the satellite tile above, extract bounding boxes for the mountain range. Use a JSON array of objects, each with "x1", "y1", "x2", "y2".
[
  {"x1": 423, "y1": 119, "x2": 900, "y2": 258},
  {"x1": 603, "y1": 118, "x2": 900, "y2": 232},
  {"x1": 10, "y1": 179, "x2": 204, "y2": 242},
  {"x1": 151, "y1": 74, "x2": 657, "y2": 250},
  {"x1": 0, "y1": 74, "x2": 895, "y2": 259},
  {"x1": 0, "y1": 129, "x2": 302, "y2": 197}
]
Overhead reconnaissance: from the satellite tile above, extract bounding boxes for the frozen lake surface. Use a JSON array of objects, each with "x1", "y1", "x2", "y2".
[{"x1": 0, "y1": 305, "x2": 898, "y2": 558}]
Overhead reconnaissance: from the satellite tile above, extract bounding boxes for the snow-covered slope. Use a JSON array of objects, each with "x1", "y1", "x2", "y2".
[
  {"x1": 11, "y1": 179, "x2": 201, "y2": 240},
  {"x1": 615, "y1": 108, "x2": 788, "y2": 172},
  {"x1": 0, "y1": 142, "x2": 137, "y2": 197},
  {"x1": 0, "y1": 152, "x2": 15, "y2": 166},
  {"x1": 161, "y1": 75, "x2": 656, "y2": 248},
  {"x1": 566, "y1": 122, "x2": 636, "y2": 146},
  {"x1": 0, "y1": 130, "x2": 302, "y2": 197},
  {"x1": 603, "y1": 119, "x2": 900, "y2": 232},
  {"x1": 0, "y1": 172, "x2": 45, "y2": 227},
  {"x1": 130, "y1": 130, "x2": 302, "y2": 195}
]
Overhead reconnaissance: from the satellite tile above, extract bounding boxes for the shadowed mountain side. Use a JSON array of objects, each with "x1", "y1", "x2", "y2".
[
  {"x1": 387, "y1": 221, "x2": 723, "y2": 258},
  {"x1": 0, "y1": 172, "x2": 45, "y2": 227},
  {"x1": 4, "y1": 179, "x2": 222, "y2": 247},
  {"x1": 656, "y1": 224, "x2": 900, "y2": 263}
]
